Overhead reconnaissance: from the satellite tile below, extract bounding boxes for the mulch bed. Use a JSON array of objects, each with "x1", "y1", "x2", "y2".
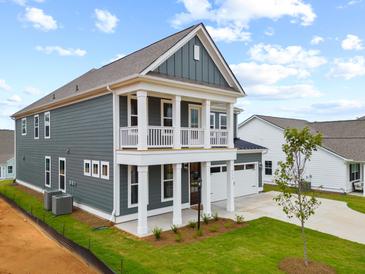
[
  {"x1": 145, "y1": 218, "x2": 247, "y2": 246},
  {"x1": 279, "y1": 257, "x2": 336, "y2": 274}
]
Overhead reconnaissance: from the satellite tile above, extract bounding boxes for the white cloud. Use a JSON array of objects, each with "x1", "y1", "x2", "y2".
[
  {"x1": 247, "y1": 84, "x2": 321, "y2": 99},
  {"x1": 23, "y1": 7, "x2": 57, "y2": 31},
  {"x1": 264, "y1": 27, "x2": 275, "y2": 36},
  {"x1": 23, "y1": 86, "x2": 42, "y2": 95},
  {"x1": 337, "y1": 0, "x2": 363, "y2": 9},
  {"x1": 172, "y1": 0, "x2": 316, "y2": 30},
  {"x1": 328, "y1": 56, "x2": 365, "y2": 80},
  {"x1": 0, "y1": 79, "x2": 11, "y2": 91},
  {"x1": 36, "y1": 46, "x2": 87, "y2": 57},
  {"x1": 107, "y1": 53, "x2": 126, "y2": 63},
  {"x1": 310, "y1": 35, "x2": 324, "y2": 45},
  {"x1": 7, "y1": 94, "x2": 22, "y2": 103},
  {"x1": 341, "y1": 34, "x2": 364, "y2": 50},
  {"x1": 205, "y1": 25, "x2": 250, "y2": 42},
  {"x1": 249, "y1": 43, "x2": 327, "y2": 69},
  {"x1": 11, "y1": 0, "x2": 45, "y2": 5},
  {"x1": 94, "y1": 9, "x2": 118, "y2": 33}
]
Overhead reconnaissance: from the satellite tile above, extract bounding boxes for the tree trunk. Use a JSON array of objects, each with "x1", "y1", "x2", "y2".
[{"x1": 301, "y1": 219, "x2": 308, "y2": 266}]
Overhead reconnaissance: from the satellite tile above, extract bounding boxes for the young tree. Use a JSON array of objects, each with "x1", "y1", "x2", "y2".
[{"x1": 274, "y1": 127, "x2": 322, "y2": 266}]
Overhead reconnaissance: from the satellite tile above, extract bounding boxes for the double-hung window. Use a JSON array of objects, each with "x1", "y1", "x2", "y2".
[
  {"x1": 161, "y1": 164, "x2": 173, "y2": 202},
  {"x1": 34, "y1": 115, "x2": 39, "y2": 139},
  {"x1": 129, "y1": 166, "x2": 138, "y2": 207},
  {"x1": 21, "y1": 118, "x2": 27, "y2": 135},
  {"x1": 129, "y1": 97, "x2": 138, "y2": 126},
  {"x1": 84, "y1": 160, "x2": 91, "y2": 176},
  {"x1": 219, "y1": 113, "x2": 227, "y2": 130},
  {"x1": 45, "y1": 156, "x2": 51, "y2": 187},
  {"x1": 44, "y1": 112, "x2": 50, "y2": 139},
  {"x1": 265, "y1": 161, "x2": 272, "y2": 175},
  {"x1": 161, "y1": 100, "x2": 173, "y2": 127},
  {"x1": 8, "y1": 166, "x2": 13, "y2": 174},
  {"x1": 59, "y1": 158, "x2": 66, "y2": 192},
  {"x1": 92, "y1": 160, "x2": 100, "y2": 178},
  {"x1": 210, "y1": 113, "x2": 215, "y2": 129},
  {"x1": 350, "y1": 163, "x2": 360, "y2": 182},
  {"x1": 101, "y1": 161, "x2": 109, "y2": 180}
]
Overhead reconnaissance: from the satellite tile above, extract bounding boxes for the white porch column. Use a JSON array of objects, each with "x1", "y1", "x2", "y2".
[
  {"x1": 203, "y1": 100, "x2": 211, "y2": 149},
  {"x1": 173, "y1": 96, "x2": 181, "y2": 149},
  {"x1": 137, "y1": 165, "x2": 149, "y2": 235},
  {"x1": 226, "y1": 160, "x2": 235, "y2": 212},
  {"x1": 202, "y1": 161, "x2": 211, "y2": 215},
  {"x1": 226, "y1": 103, "x2": 234, "y2": 148},
  {"x1": 137, "y1": 91, "x2": 148, "y2": 150},
  {"x1": 173, "y1": 163, "x2": 182, "y2": 225},
  {"x1": 112, "y1": 93, "x2": 120, "y2": 216}
]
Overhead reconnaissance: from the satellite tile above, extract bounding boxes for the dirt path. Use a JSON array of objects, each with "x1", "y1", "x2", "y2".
[{"x1": 0, "y1": 199, "x2": 99, "y2": 274}]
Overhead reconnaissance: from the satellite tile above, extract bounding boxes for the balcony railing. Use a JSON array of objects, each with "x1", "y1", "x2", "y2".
[{"x1": 120, "y1": 126, "x2": 228, "y2": 149}]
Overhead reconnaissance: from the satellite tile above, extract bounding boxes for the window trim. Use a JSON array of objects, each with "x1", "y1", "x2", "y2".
[
  {"x1": 100, "y1": 161, "x2": 110, "y2": 180},
  {"x1": 7, "y1": 165, "x2": 13, "y2": 174},
  {"x1": 44, "y1": 112, "x2": 51, "y2": 139},
  {"x1": 128, "y1": 165, "x2": 139, "y2": 208},
  {"x1": 91, "y1": 160, "x2": 100, "y2": 178},
  {"x1": 58, "y1": 157, "x2": 66, "y2": 192},
  {"x1": 194, "y1": 44, "x2": 200, "y2": 61},
  {"x1": 219, "y1": 113, "x2": 227, "y2": 130},
  {"x1": 83, "y1": 160, "x2": 91, "y2": 176},
  {"x1": 45, "y1": 156, "x2": 51, "y2": 187},
  {"x1": 265, "y1": 161, "x2": 273, "y2": 176},
  {"x1": 161, "y1": 164, "x2": 174, "y2": 202},
  {"x1": 34, "y1": 114, "x2": 39, "y2": 139},
  {"x1": 127, "y1": 95, "x2": 138, "y2": 127},
  {"x1": 349, "y1": 163, "x2": 361, "y2": 182},
  {"x1": 21, "y1": 118, "x2": 27, "y2": 136},
  {"x1": 210, "y1": 113, "x2": 215, "y2": 129},
  {"x1": 160, "y1": 99, "x2": 173, "y2": 127},
  {"x1": 188, "y1": 104, "x2": 202, "y2": 128}
]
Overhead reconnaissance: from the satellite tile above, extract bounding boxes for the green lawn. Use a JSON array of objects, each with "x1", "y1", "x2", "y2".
[
  {"x1": 264, "y1": 184, "x2": 365, "y2": 214},
  {"x1": 1, "y1": 180, "x2": 365, "y2": 273}
]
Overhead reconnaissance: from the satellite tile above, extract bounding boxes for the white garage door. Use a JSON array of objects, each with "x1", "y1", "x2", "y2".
[{"x1": 211, "y1": 162, "x2": 259, "y2": 202}]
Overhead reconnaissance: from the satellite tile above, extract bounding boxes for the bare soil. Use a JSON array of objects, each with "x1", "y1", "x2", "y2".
[
  {"x1": 145, "y1": 218, "x2": 247, "y2": 246},
  {"x1": 279, "y1": 257, "x2": 336, "y2": 274},
  {"x1": 0, "y1": 198, "x2": 99, "y2": 274}
]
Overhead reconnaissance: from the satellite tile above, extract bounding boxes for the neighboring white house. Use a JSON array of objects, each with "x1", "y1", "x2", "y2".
[
  {"x1": 238, "y1": 115, "x2": 365, "y2": 195},
  {"x1": 0, "y1": 130, "x2": 15, "y2": 180}
]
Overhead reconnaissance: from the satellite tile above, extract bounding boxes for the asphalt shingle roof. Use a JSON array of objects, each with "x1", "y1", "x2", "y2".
[
  {"x1": 0, "y1": 130, "x2": 14, "y2": 165},
  {"x1": 234, "y1": 138, "x2": 266, "y2": 150}
]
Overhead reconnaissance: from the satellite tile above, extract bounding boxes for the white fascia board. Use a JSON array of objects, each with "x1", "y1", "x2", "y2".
[{"x1": 237, "y1": 149, "x2": 267, "y2": 154}]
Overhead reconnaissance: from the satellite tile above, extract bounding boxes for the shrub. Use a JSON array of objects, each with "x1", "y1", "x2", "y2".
[
  {"x1": 224, "y1": 222, "x2": 232, "y2": 229},
  {"x1": 171, "y1": 225, "x2": 178, "y2": 234},
  {"x1": 202, "y1": 213, "x2": 210, "y2": 224},
  {"x1": 235, "y1": 214, "x2": 244, "y2": 224},
  {"x1": 188, "y1": 220, "x2": 196, "y2": 229},
  {"x1": 212, "y1": 212, "x2": 219, "y2": 221},
  {"x1": 175, "y1": 232, "x2": 182, "y2": 242},
  {"x1": 208, "y1": 225, "x2": 218, "y2": 233},
  {"x1": 152, "y1": 227, "x2": 162, "y2": 240},
  {"x1": 196, "y1": 228, "x2": 203, "y2": 237}
]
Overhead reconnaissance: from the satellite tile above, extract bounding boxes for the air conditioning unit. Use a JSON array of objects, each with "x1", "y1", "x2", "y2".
[
  {"x1": 52, "y1": 194, "x2": 73, "y2": 216},
  {"x1": 44, "y1": 190, "x2": 62, "y2": 211}
]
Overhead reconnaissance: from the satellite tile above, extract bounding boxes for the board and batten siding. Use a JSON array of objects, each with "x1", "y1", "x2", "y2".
[
  {"x1": 16, "y1": 94, "x2": 114, "y2": 213},
  {"x1": 238, "y1": 117, "x2": 348, "y2": 192},
  {"x1": 152, "y1": 36, "x2": 230, "y2": 90}
]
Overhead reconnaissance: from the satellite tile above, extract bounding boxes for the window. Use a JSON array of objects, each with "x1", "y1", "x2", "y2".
[
  {"x1": 7, "y1": 166, "x2": 13, "y2": 174},
  {"x1": 44, "y1": 112, "x2": 50, "y2": 139},
  {"x1": 219, "y1": 113, "x2": 227, "y2": 130},
  {"x1": 128, "y1": 97, "x2": 138, "y2": 126},
  {"x1": 59, "y1": 158, "x2": 66, "y2": 192},
  {"x1": 101, "y1": 161, "x2": 109, "y2": 180},
  {"x1": 350, "y1": 163, "x2": 360, "y2": 182},
  {"x1": 45, "y1": 156, "x2": 51, "y2": 187},
  {"x1": 92, "y1": 160, "x2": 100, "y2": 178},
  {"x1": 265, "y1": 161, "x2": 272, "y2": 175},
  {"x1": 235, "y1": 164, "x2": 245, "y2": 171},
  {"x1": 83, "y1": 160, "x2": 91, "y2": 176},
  {"x1": 245, "y1": 164, "x2": 255, "y2": 170},
  {"x1": 194, "y1": 45, "x2": 200, "y2": 61},
  {"x1": 21, "y1": 118, "x2": 27, "y2": 135},
  {"x1": 34, "y1": 115, "x2": 39, "y2": 139},
  {"x1": 210, "y1": 113, "x2": 215, "y2": 129},
  {"x1": 161, "y1": 164, "x2": 173, "y2": 201},
  {"x1": 161, "y1": 100, "x2": 173, "y2": 127},
  {"x1": 210, "y1": 166, "x2": 221, "y2": 173},
  {"x1": 189, "y1": 105, "x2": 201, "y2": 128},
  {"x1": 128, "y1": 166, "x2": 138, "y2": 207}
]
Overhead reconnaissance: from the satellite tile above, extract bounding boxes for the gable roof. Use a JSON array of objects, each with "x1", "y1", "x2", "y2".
[
  {"x1": 0, "y1": 130, "x2": 14, "y2": 165},
  {"x1": 234, "y1": 138, "x2": 266, "y2": 150},
  {"x1": 241, "y1": 115, "x2": 365, "y2": 162},
  {"x1": 13, "y1": 23, "x2": 244, "y2": 118}
]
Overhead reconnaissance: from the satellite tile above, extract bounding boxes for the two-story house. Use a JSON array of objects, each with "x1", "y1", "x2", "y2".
[{"x1": 12, "y1": 23, "x2": 265, "y2": 235}]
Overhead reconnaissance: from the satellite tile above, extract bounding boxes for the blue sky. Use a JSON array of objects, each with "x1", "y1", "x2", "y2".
[{"x1": 1, "y1": 0, "x2": 365, "y2": 129}]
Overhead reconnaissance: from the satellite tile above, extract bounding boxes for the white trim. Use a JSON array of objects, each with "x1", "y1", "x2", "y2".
[
  {"x1": 21, "y1": 118, "x2": 27, "y2": 136},
  {"x1": 210, "y1": 113, "x2": 215, "y2": 129},
  {"x1": 127, "y1": 95, "x2": 138, "y2": 127},
  {"x1": 161, "y1": 164, "x2": 173, "y2": 202},
  {"x1": 115, "y1": 203, "x2": 191, "y2": 223},
  {"x1": 100, "y1": 161, "x2": 110, "y2": 180},
  {"x1": 188, "y1": 104, "x2": 202, "y2": 128},
  {"x1": 160, "y1": 99, "x2": 173, "y2": 127},
  {"x1": 16, "y1": 179, "x2": 44, "y2": 193},
  {"x1": 219, "y1": 113, "x2": 227, "y2": 130},
  {"x1": 83, "y1": 160, "x2": 91, "y2": 176},
  {"x1": 112, "y1": 91, "x2": 121, "y2": 216},
  {"x1": 193, "y1": 44, "x2": 200, "y2": 61},
  {"x1": 45, "y1": 156, "x2": 51, "y2": 187},
  {"x1": 59, "y1": 157, "x2": 66, "y2": 193},
  {"x1": 237, "y1": 149, "x2": 267, "y2": 154},
  {"x1": 44, "y1": 111, "x2": 51, "y2": 139},
  {"x1": 91, "y1": 160, "x2": 100, "y2": 178},
  {"x1": 34, "y1": 114, "x2": 39, "y2": 139},
  {"x1": 73, "y1": 201, "x2": 112, "y2": 220},
  {"x1": 128, "y1": 165, "x2": 138, "y2": 208}
]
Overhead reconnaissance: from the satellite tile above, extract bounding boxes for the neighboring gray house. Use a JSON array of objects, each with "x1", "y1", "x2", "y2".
[
  {"x1": 0, "y1": 130, "x2": 15, "y2": 180},
  {"x1": 12, "y1": 23, "x2": 265, "y2": 235}
]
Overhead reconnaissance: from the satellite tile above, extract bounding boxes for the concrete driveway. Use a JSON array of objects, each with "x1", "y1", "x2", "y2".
[{"x1": 212, "y1": 191, "x2": 365, "y2": 245}]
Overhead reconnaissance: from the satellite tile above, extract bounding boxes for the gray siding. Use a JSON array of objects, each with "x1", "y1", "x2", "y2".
[
  {"x1": 16, "y1": 94, "x2": 114, "y2": 213},
  {"x1": 153, "y1": 36, "x2": 230, "y2": 89},
  {"x1": 119, "y1": 164, "x2": 189, "y2": 216}
]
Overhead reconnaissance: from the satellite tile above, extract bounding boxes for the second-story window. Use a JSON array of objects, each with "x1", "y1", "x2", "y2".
[
  {"x1": 34, "y1": 115, "x2": 39, "y2": 139},
  {"x1": 219, "y1": 113, "x2": 227, "y2": 130},
  {"x1": 44, "y1": 112, "x2": 51, "y2": 139},
  {"x1": 162, "y1": 101, "x2": 172, "y2": 127},
  {"x1": 21, "y1": 118, "x2": 27, "y2": 136},
  {"x1": 210, "y1": 113, "x2": 215, "y2": 129},
  {"x1": 129, "y1": 98, "x2": 138, "y2": 126}
]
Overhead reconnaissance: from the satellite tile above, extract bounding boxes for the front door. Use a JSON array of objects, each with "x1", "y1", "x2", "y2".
[{"x1": 189, "y1": 162, "x2": 201, "y2": 205}]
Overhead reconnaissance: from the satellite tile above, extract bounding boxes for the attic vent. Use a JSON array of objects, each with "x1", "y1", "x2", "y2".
[
  {"x1": 194, "y1": 45, "x2": 200, "y2": 61},
  {"x1": 75, "y1": 84, "x2": 79, "y2": 92},
  {"x1": 52, "y1": 94, "x2": 56, "y2": 100}
]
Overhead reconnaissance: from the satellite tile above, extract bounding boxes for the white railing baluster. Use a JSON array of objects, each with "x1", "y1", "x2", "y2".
[{"x1": 210, "y1": 129, "x2": 228, "y2": 147}]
